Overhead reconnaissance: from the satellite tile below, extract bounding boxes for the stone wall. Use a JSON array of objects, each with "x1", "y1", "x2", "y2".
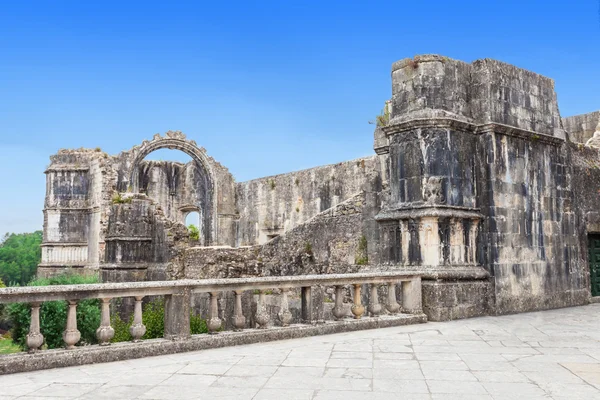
[
  {"x1": 481, "y1": 135, "x2": 586, "y2": 313},
  {"x1": 570, "y1": 144, "x2": 600, "y2": 297},
  {"x1": 379, "y1": 54, "x2": 591, "y2": 318},
  {"x1": 235, "y1": 156, "x2": 380, "y2": 246},
  {"x1": 471, "y1": 58, "x2": 563, "y2": 137},
  {"x1": 563, "y1": 111, "x2": 600, "y2": 144},
  {"x1": 39, "y1": 148, "x2": 114, "y2": 277},
  {"x1": 388, "y1": 55, "x2": 563, "y2": 137},
  {"x1": 101, "y1": 196, "x2": 190, "y2": 282},
  {"x1": 182, "y1": 193, "x2": 369, "y2": 279}
]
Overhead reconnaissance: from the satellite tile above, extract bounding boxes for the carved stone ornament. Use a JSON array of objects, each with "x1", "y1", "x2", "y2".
[
  {"x1": 423, "y1": 176, "x2": 445, "y2": 204},
  {"x1": 165, "y1": 130, "x2": 186, "y2": 140}
]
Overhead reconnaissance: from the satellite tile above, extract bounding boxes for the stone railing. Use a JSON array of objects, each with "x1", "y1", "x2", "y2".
[{"x1": 0, "y1": 272, "x2": 424, "y2": 373}]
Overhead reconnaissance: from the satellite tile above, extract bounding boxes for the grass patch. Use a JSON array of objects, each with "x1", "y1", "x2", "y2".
[{"x1": 0, "y1": 337, "x2": 21, "y2": 354}]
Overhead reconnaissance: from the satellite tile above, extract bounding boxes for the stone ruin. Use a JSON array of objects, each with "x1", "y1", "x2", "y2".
[{"x1": 40, "y1": 54, "x2": 600, "y2": 321}]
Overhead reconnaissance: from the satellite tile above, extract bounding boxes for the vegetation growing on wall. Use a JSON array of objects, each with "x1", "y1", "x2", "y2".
[
  {"x1": 0, "y1": 231, "x2": 42, "y2": 286},
  {"x1": 355, "y1": 235, "x2": 369, "y2": 265},
  {"x1": 370, "y1": 103, "x2": 390, "y2": 127},
  {"x1": 112, "y1": 193, "x2": 132, "y2": 204},
  {"x1": 304, "y1": 242, "x2": 313, "y2": 256}
]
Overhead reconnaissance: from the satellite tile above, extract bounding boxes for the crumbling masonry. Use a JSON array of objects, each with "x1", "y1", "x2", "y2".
[{"x1": 41, "y1": 54, "x2": 600, "y2": 321}]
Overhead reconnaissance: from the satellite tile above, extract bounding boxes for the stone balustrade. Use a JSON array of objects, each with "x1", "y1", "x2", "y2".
[{"x1": 0, "y1": 272, "x2": 425, "y2": 374}]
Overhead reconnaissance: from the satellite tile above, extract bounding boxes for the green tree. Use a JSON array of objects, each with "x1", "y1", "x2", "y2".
[
  {"x1": 0, "y1": 278, "x2": 5, "y2": 316},
  {"x1": 0, "y1": 231, "x2": 43, "y2": 286}
]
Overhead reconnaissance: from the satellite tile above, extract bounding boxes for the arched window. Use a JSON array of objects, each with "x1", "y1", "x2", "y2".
[{"x1": 185, "y1": 211, "x2": 201, "y2": 243}]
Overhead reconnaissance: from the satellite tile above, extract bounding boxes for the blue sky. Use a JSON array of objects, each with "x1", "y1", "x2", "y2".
[{"x1": 1, "y1": 0, "x2": 599, "y2": 236}]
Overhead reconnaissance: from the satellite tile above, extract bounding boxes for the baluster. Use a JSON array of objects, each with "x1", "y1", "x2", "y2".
[
  {"x1": 301, "y1": 286, "x2": 312, "y2": 324},
  {"x1": 96, "y1": 298, "x2": 115, "y2": 345},
  {"x1": 368, "y1": 284, "x2": 383, "y2": 316},
  {"x1": 332, "y1": 285, "x2": 345, "y2": 320},
  {"x1": 386, "y1": 282, "x2": 401, "y2": 314},
  {"x1": 233, "y1": 290, "x2": 246, "y2": 331},
  {"x1": 255, "y1": 290, "x2": 270, "y2": 329},
  {"x1": 278, "y1": 288, "x2": 293, "y2": 327},
  {"x1": 208, "y1": 292, "x2": 222, "y2": 334},
  {"x1": 26, "y1": 302, "x2": 44, "y2": 353},
  {"x1": 129, "y1": 296, "x2": 146, "y2": 342},
  {"x1": 63, "y1": 300, "x2": 81, "y2": 349},
  {"x1": 351, "y1": 284, "x2": 365, "y2": 319}
]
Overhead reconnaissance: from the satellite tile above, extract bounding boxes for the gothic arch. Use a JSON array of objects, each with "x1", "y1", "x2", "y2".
[{"x1": 127, "y1": 131, "x2": 218, "y2": 245}]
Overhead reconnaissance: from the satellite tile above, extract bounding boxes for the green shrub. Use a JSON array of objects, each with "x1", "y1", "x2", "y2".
[
  {"x1": 188, "y1": 224, "x2": 200, "y2": 241},
  {"x1": 111, "y1": 312, "x2": 132, "y2": 342},
  {"x1": 142, "y1": 298, "x2": 165, "y2": 339},
  {"x1": 190, "y1": 314, "x2": 208, "y2": 334},
  {"x1": 7, "y1": 273, "x2": 100, "y2": 350},
  {"x1": 111, "y1": 298, "x2": 208, "y2": 343}
]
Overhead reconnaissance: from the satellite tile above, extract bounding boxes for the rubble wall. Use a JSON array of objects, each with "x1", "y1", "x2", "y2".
[{"x1": 182, "y1": 193, "x2": 369, "y2": 279}]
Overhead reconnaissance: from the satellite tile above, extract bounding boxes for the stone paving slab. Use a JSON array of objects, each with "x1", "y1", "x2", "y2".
[{"x1": 3, "y1": 304, "x2": 600, "y2": 399}]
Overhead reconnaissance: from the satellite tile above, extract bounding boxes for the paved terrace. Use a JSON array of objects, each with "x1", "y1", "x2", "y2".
[{"x1": 3, "y1": 304, "x2": 600, "y2": 400}]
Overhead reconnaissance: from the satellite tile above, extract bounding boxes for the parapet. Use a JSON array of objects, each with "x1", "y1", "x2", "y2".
[{"x1": 389, "y1": 54, "x2": 565, "y2": 139}]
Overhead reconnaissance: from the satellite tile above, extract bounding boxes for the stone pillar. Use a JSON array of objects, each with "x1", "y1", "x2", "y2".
[
  {"x1": 332, "y1": 285, "x2": 345, "y2": 320},
  {"x1": 351, "y1": 284, "x2": 365, "y2": 319},
  {"x1": 301, "y1": 286, "x2": 312, "y2": 324},
  {"x1": 386, "y1": 282, "x2": 401, "y2": 314},
  {"x1": 400, "y1": 220, "x2": 410, "y2": 263},
  {"x1": 26, "y1": 302, "x2": 44, "y2": 353},
  {"x1": 130, "y1": 296, "x2": 146, "y2": 342},
  {"x1": 255, "y1": 290, "x2": 270, "y2": 329},
  {"x1": 469, "y1": 220, "x2": 479, "y2": 264},
  {"x1": 450, "y1": 219, "x2": 465, "y2": 264},
  {"x1": 313, "y1": 285, "x2": 325, "y2": 324},
  {"x1": 207, "y1": 292, "x2": 222, "y2": 334},
  {"x1": 368, "y1": 284, "x2": 383, "y2": 316},
  {"x1": 232, "y1": 290, "x2": 246, "y2": 331},
  {"x1": 63, "y1": 300, "x2": 81, "y2": 349},
  {"x1": 96, "y1": 298, "x2": 114, "y2": 345},
  {"x1": 420, "y1": 217, "x2": 440, "y2": 266},
  {"x1": 164, "y1": 289, "x2": 191, "y2": 340},
  {"x1": 402, "y1": 278, "x2": 423, "y2": 314},
  {"x1": 278, "y1": 288, "x2": 293, "y2": 327}
]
